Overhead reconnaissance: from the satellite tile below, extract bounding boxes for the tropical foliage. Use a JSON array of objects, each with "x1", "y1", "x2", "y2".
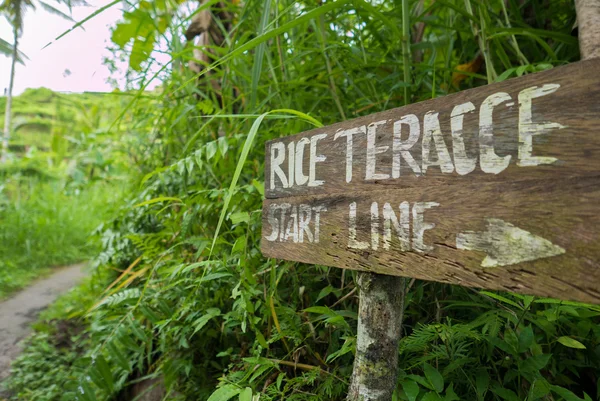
[
  {"x1": 4, "y1": 0, "x2": 600, "y2": 400},
  {"x1": 0, "y1": 88, "x2": 133, "y2": 297}
]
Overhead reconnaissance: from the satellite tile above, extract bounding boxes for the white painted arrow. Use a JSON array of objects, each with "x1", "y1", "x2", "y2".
[{"x1": 456, "y1": 218, "x2": 565, "y2": 268}]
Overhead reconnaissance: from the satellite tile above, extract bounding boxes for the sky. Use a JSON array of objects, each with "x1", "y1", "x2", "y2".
[{"x1": 0, "y1": 0, "x2": 129, "y2": 95}]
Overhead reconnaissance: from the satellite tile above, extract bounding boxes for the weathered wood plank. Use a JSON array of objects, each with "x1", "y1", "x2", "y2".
[
  {"x1": 265, "y1": 59, "x2": 600, "y2": 199},
  {"x1": 261, "y1": 175, "x2": 600, "y2": 303}
]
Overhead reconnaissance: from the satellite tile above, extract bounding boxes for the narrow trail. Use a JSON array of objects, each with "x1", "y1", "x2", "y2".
[{"x1": 0, "y1": 263, "x2": 87, "y2": 383}]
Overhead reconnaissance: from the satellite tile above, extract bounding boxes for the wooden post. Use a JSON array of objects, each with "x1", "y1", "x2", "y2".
[
  {"x1": 575, "y1": 0, "x2": 600, "y2": 60},
  {"x1": 347, "y1": 273, "x2": 405, "y2": 401}
]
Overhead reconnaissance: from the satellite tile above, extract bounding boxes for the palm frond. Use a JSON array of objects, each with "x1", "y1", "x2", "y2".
[
  {"x1": 0, "y1": 36, "x2": 13, "y2": 57},
  {"x1": 0, "y1": 0, "x2": 33, "y2": 33},
  {"x1": 37, "y1": 0, "x2": 73, "y2": 21},
  {"x1": 0, "y1": 35, "x2": 27, "y2": 63}
]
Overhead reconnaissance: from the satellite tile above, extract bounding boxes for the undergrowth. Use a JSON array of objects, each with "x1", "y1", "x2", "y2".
[
  {"x1": 4, "y1": 273, "x2": 105, "y2": 400},
  {"x1": 0, "y1": 177, "x2": 124, "y2": 297},
  {"x1": 0, "y1": 86, "x2": 136, "y2": 297}
]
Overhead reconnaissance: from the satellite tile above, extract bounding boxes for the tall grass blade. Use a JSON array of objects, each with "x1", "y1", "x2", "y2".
[
  {"x1": 249, "y1": 0, "x2": 272, "y2": 109},
  {"x1": 209, "y1": 109, "x2": 322, "y2": 254}
]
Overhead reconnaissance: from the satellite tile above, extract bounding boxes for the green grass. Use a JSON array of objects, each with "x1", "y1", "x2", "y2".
[{"x1": 0, "y1": 178, "x2": 125, "y2": 298}]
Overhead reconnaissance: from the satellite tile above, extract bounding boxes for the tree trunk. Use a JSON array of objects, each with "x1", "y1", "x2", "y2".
[
  {"x1": 2, "y1": 28, "x2": 18, "y2": 163},
  {"x1": 184, "y1": 0, "x2": 233, "y2": 108},
  {"x1": 347, "y1": 273, "x2": 406, "y2": 401},
  {"x1": 575, "y1": 0, "x2": 600, "y2": 60}
]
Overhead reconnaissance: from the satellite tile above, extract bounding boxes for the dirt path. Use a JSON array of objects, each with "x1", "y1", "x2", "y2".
[{"x1": 0, "y1": 263, "x2": 88, "y2": 383}]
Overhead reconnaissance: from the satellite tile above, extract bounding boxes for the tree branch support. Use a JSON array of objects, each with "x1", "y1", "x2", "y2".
[
  {"x1": 576, "y1": 0, "x2": 600, "y2": 60},
  {"x1": 347, "y1": 273, "x2": 406, "y2": 401}
]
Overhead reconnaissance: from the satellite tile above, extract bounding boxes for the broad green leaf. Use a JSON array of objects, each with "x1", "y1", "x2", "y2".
[
  {"x1": 422, "y1": 392, "x2": 444, "y2": 401},
  {"x1": 491, "y1": 385, "x2": 520, "y2": 401},
  {"x1": 218, "y1": 136, "x2": 229, "y2": 157},
  {"x1": 206, "y1": 141, "x2": 218, "y2": 161},
  {"x1": 88, "y1": 364, "x2": 108, "y2": 392},
  {"x1": 129, "y1": 320, "x2": 148, "y2": 342},
  {"x1": 423, "y1": 363, "x2": 444, "y2": 393},
  {"x1": 140, "y1": 305, "x2": 161, "y2": 324},
  {"x1": 529, "y1": 379, "x2": 551, "y2": 400},
  {"x1": 402, "y1": 380, "x2": 420, "y2": 401},
  {"x1": 407, "y1": 374, "x2": 433, "y2": 390},
  {"x1": 192, "y1": 308, "x2": 221, "y2": 335},
  {"x1": 316, "y1": 285, "x2": 336, "y2": 303},
  {"x1": 504, "y1": 328, "x2": 519, "y2": 354},
  {"x1": 557, "y1": 336, "x2": 586, "y2": 349},
  {"x1": 254, "y1": 330, "x2": 268, "y2": 349},
  {"x1": 239, "y1": 387, "x2": 252, "y2": 401},
  {"x1": 550, "y1": 385, "x2": 586, "y2": 401},
  {"x1": 140, "y1": 166, "x2": 169, "y2": 187},
  {"x1": 207, "y1": 384, "x2": 242, "y2": 401},
  {"x1": 304, "y1": 306, "x2": 334, "y2": 314},
  {"x1": 444, "y1": 383, "x2": 460, "y2": 401},
  {"x1": 518, "y1": 325, "x2": 534, "y2": 352},
  {"x1": 251, "y1": 179, "x2": 264, "y2": 196},
  {"x1": 112, "y1": 19, "x2": 138, "y2": 48},
  {"x1": 230, "y1": 212, "x2": 250, "y2": 224},
  {"x1": 475, "y1": 369, "x2": 489, "y2": 398},
  {"x1": 520, "y1": 354, "x2": 552, "y2": 373}
]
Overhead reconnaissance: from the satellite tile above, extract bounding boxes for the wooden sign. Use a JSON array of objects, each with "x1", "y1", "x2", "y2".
[{"x1": 261, "y1": 58, "x2": 600, "y2": 304}]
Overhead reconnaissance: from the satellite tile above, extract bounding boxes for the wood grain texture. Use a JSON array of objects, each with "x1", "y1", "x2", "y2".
[
  {"x1": 261, "y1": 175, "x2": 600, "y2": 303},
  {"x1": 347, "y1": 273, "x2": 404, "y2": 401},
  {"x1": 265, "y1": 59, "x2": 600, "y2": 199},
  {"x1": 262, "y1": 59, "x2": 600, "y2": 303},
  {"x1": 576, "y1": 0, "x2": 600, "y2": 60}
]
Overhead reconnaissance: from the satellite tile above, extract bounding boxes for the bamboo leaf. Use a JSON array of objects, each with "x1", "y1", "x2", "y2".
[
  {"x1": 134, "y1": 196, "x2": 183, "y2": 208},
  {"x1": 44, "y1": 0, "x2": 121, "y2": 47},
  {"x1": 209, "y1": 109, "x2": 321, "y2": 255}
]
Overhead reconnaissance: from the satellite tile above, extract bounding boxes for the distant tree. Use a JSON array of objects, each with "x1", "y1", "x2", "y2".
[{"x1": 0, "y1": 0, "x2": 82, "y2": 162}]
